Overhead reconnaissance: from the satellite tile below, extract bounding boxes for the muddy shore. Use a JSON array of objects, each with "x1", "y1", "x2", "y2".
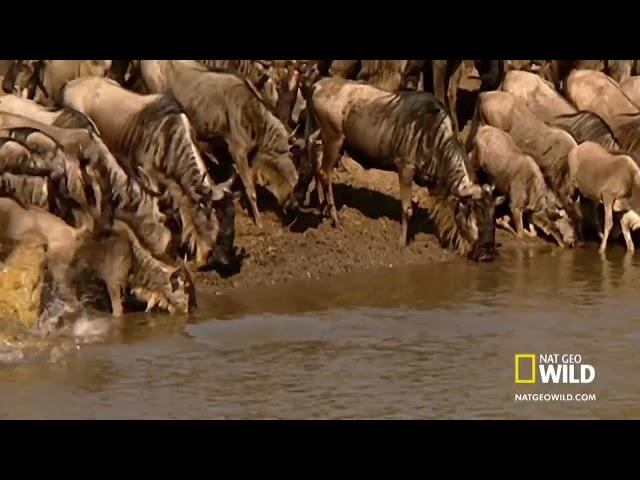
[{"x1": 195, "y1": 155, "x2": 552, "y2": 295}]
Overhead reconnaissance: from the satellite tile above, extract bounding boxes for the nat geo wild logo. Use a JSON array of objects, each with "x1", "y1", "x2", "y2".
[{"x1": 515, "y1": 353, "x2": 596, "y2": 384}]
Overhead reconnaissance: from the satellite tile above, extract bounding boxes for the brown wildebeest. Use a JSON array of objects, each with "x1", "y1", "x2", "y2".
[
  {"x1": 470, "y1": 125, "x2": 575, "y2": 247},
  {"x1": 568, "y1": 141, "x2": 640, "y2": 253},
  {"x1": 61, "y1": 76, "x2": 236, "y2": 269},
  {"x1": 138, "y1": 60, "x2": 299, "y2": 228},
  {"x1": 2, "y1": 60, "x2": 113, "y2": 106},
  {"x1": 501, "y1": 70, "x2": 621, "y2": 151},
  {"x1": 466, "y1": 91, "x2": 581, "y2": 229},
  {"x1": 304, "y1": 76, "x2": 496, "y2": 261},
  {"x1": 565, "y1": 69, "x2": 640, "y2": 157}
]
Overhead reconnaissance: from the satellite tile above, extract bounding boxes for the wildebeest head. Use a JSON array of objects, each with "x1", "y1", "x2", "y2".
[
  {"x1": 252, "y1": 144, "x2": 299, "y2": 207},
  {"x1": 455, "y1": 184, "x2": 496, "y2": 262},
  {"x1": 532, "y1": 197, "x2": 576, "y2": 248},
  {"x1": 2, "y1": 60, "x2": 43, "y2": 99},
  {"x1": 209, "y1": 177, "x2": 236, "y2": 268}
]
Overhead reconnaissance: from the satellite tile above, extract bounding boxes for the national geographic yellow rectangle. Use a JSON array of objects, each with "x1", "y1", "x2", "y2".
[{"x1": 515, "y1": 354, "x2": 536, "y2": 384}]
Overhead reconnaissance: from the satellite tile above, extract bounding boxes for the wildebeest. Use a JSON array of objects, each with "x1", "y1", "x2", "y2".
[
  {"x1": 112, "y1": 219, "x2": 196, "y2": 314},
  {"x1": 466, "y1": 91, "x2": 581, "y2": 228},
  {"x1": 0, "y1": 111, "x2": 171, "y2": 256},
  {"x1": 470, "y1": 125, "x2": 575, "y2": 247},
  {"x1": 501, "y1": 70, "x2": 621, "y2": 151},
  {"x1": 2, "y1": 60, "x2": 112, "y2": 106},
  {"x1": 304, "y1": 76, "x2": 496, "y2": 261},
  {"x1": 60, "y1": 76, "x2": 235, "y2": 268},
  {"x1": 565, "y1": 69, "x2": 640, "y2": 157},
  {"x1": 568, "y1": 141, "x2": 640, "y2": 253},
  {"x1": 138, "y1": 60, "x2": 299, "y2": 228}
]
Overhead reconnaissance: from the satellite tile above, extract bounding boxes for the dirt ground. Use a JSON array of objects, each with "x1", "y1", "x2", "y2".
[{"x1": 196, "y1": 154, "x2": 550, "y2": 295}]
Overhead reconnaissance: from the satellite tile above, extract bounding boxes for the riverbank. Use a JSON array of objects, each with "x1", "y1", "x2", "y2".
[{"x1": 196, "y1": 156, "x2": 552, "y2": 295}]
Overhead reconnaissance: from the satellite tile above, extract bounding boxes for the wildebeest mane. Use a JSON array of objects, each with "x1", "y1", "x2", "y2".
[
  {"x1": 376, "y1": 91, "x2": 477, "y2": 256},
  {"x1": 550, "y1": 111, "x2": 622, "y2": 151}
]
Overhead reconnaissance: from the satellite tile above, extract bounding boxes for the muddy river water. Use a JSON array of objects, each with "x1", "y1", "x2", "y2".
[{"x1": 0, "y1": 245, "x2": 639, "y2": 419}]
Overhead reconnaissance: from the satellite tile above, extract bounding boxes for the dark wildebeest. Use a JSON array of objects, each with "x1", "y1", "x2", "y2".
[
  {"x1": 2, "y1": 60, "x2": 113, "y2": 106},
  {"x1": 565, "y1": 70, "x2": 640, "y2": 159},
  {"x1": 60, "y1": 76, "x2": 236, "y2": 269},
  {"x1": 138, "y1": 60, "x2": 299, "y2": 228},
  {"x1": 501, "y1": 70, "x2": 621, "y2": 151},
  {"x1": 470, "y1": 125, "x2": 575, "y2": 247},
  {"x1": 303, "y1": 76, "x2": 496, "y2": 261},
  {"x1": 568, "y1": 141, "x2": 640, "y2": 253},
  {"x1": 465, "y1": 91, "x2": 581, "y2": 230},
  {"x1": 402, "y1": 60, "x2": 504, "y2": 134}
]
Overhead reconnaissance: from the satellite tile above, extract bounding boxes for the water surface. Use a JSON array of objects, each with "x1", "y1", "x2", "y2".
[{"x1": 1, "y1": 245, "x2": 638, "y2": 419}]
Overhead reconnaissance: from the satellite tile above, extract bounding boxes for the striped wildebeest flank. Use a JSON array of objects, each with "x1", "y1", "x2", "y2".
[
  {"x1": 0, "y1": 133, "x2": 90, "y2": 227},
  {"x1": 303, "y1": 76, "x2": 497, "y2": 262},
  {"x1": 501, "y1": 70, "x2": 621, "y2": 152},
  {"x1": 465, "y1": 91, "x2": 581, "y2": 232},
  {"x1": 565, "y1": 69, "x2": 640, "y2": 161},
  {"x1": 60, "y1": 76, "x2": 236, "y2": 270},
  {"x1": 138, "y1": 60, "x2": 299, "y2": 229},
  {"x1": 0, "y1": 112, "x2": 172, "y2": 257},
  {"x1": 2, "y1": 60, "x2": 113, "y2": 106},
  {"x1": 0, "y1": 94, "x2": 99, "y2": 132}
]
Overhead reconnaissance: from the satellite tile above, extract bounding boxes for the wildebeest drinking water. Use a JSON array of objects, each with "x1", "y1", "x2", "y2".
[
  {"x1": 303, "y1": 76, "x2": 496, "y2": 261},
  {"x1": 470, "y1": 125, "x2": 576, "y2": 247}
]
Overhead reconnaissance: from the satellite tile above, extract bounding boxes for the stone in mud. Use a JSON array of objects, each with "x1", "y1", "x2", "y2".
[{"x1": 0, "y1": 233, "x2": 47, "y2": 328}]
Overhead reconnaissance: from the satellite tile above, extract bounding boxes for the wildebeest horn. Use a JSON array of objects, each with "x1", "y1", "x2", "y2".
[{"x1": 211, "y1": 174, "x2": 237, "y2": 200}]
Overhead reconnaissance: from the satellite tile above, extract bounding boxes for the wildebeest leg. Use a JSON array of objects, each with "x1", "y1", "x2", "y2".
[
  {"x1": 432, "y1": 60, "x2": 447, "y2": 105},
  {"x1": 106, "y1": 281, "x2": 124, "y2": 318},
  {"x1": 620, "y1": 214, "x2": 635, "y2": 254},
  {"x1": 228, "y1": 141, "x2": 261, "y2": 228},
  {"x1": 447, "y1": 63, "x2": 462, "y2": 133},
  {"x1": 513, "y1": 208, "x2": 528, "y2": 241},
  {"x1": 319, "y1": 132, "x2": 345, "y2": 228},
  {"x1": 398, "y1": 165, "x2": 415, "y2": 247},
  {"x1": 496, "y1": 215, "x2": 518, "y2": 237},
  {"x1": 600, "y1": 192, "x2": 615, "y2": 254}
]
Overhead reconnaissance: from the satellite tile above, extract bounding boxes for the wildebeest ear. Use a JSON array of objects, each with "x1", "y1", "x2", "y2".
[
  {"x1": 494, "y1": 195, "x2": 507, "y2": 207},
  {"x1": 482, "y1": 184, "x2": 495, "y2": 195}
]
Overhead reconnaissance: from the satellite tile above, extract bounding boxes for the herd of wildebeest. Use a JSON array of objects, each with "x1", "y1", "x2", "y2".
[{"x1": 1, "y1": 59, "x2": 640, "y2": 319}]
